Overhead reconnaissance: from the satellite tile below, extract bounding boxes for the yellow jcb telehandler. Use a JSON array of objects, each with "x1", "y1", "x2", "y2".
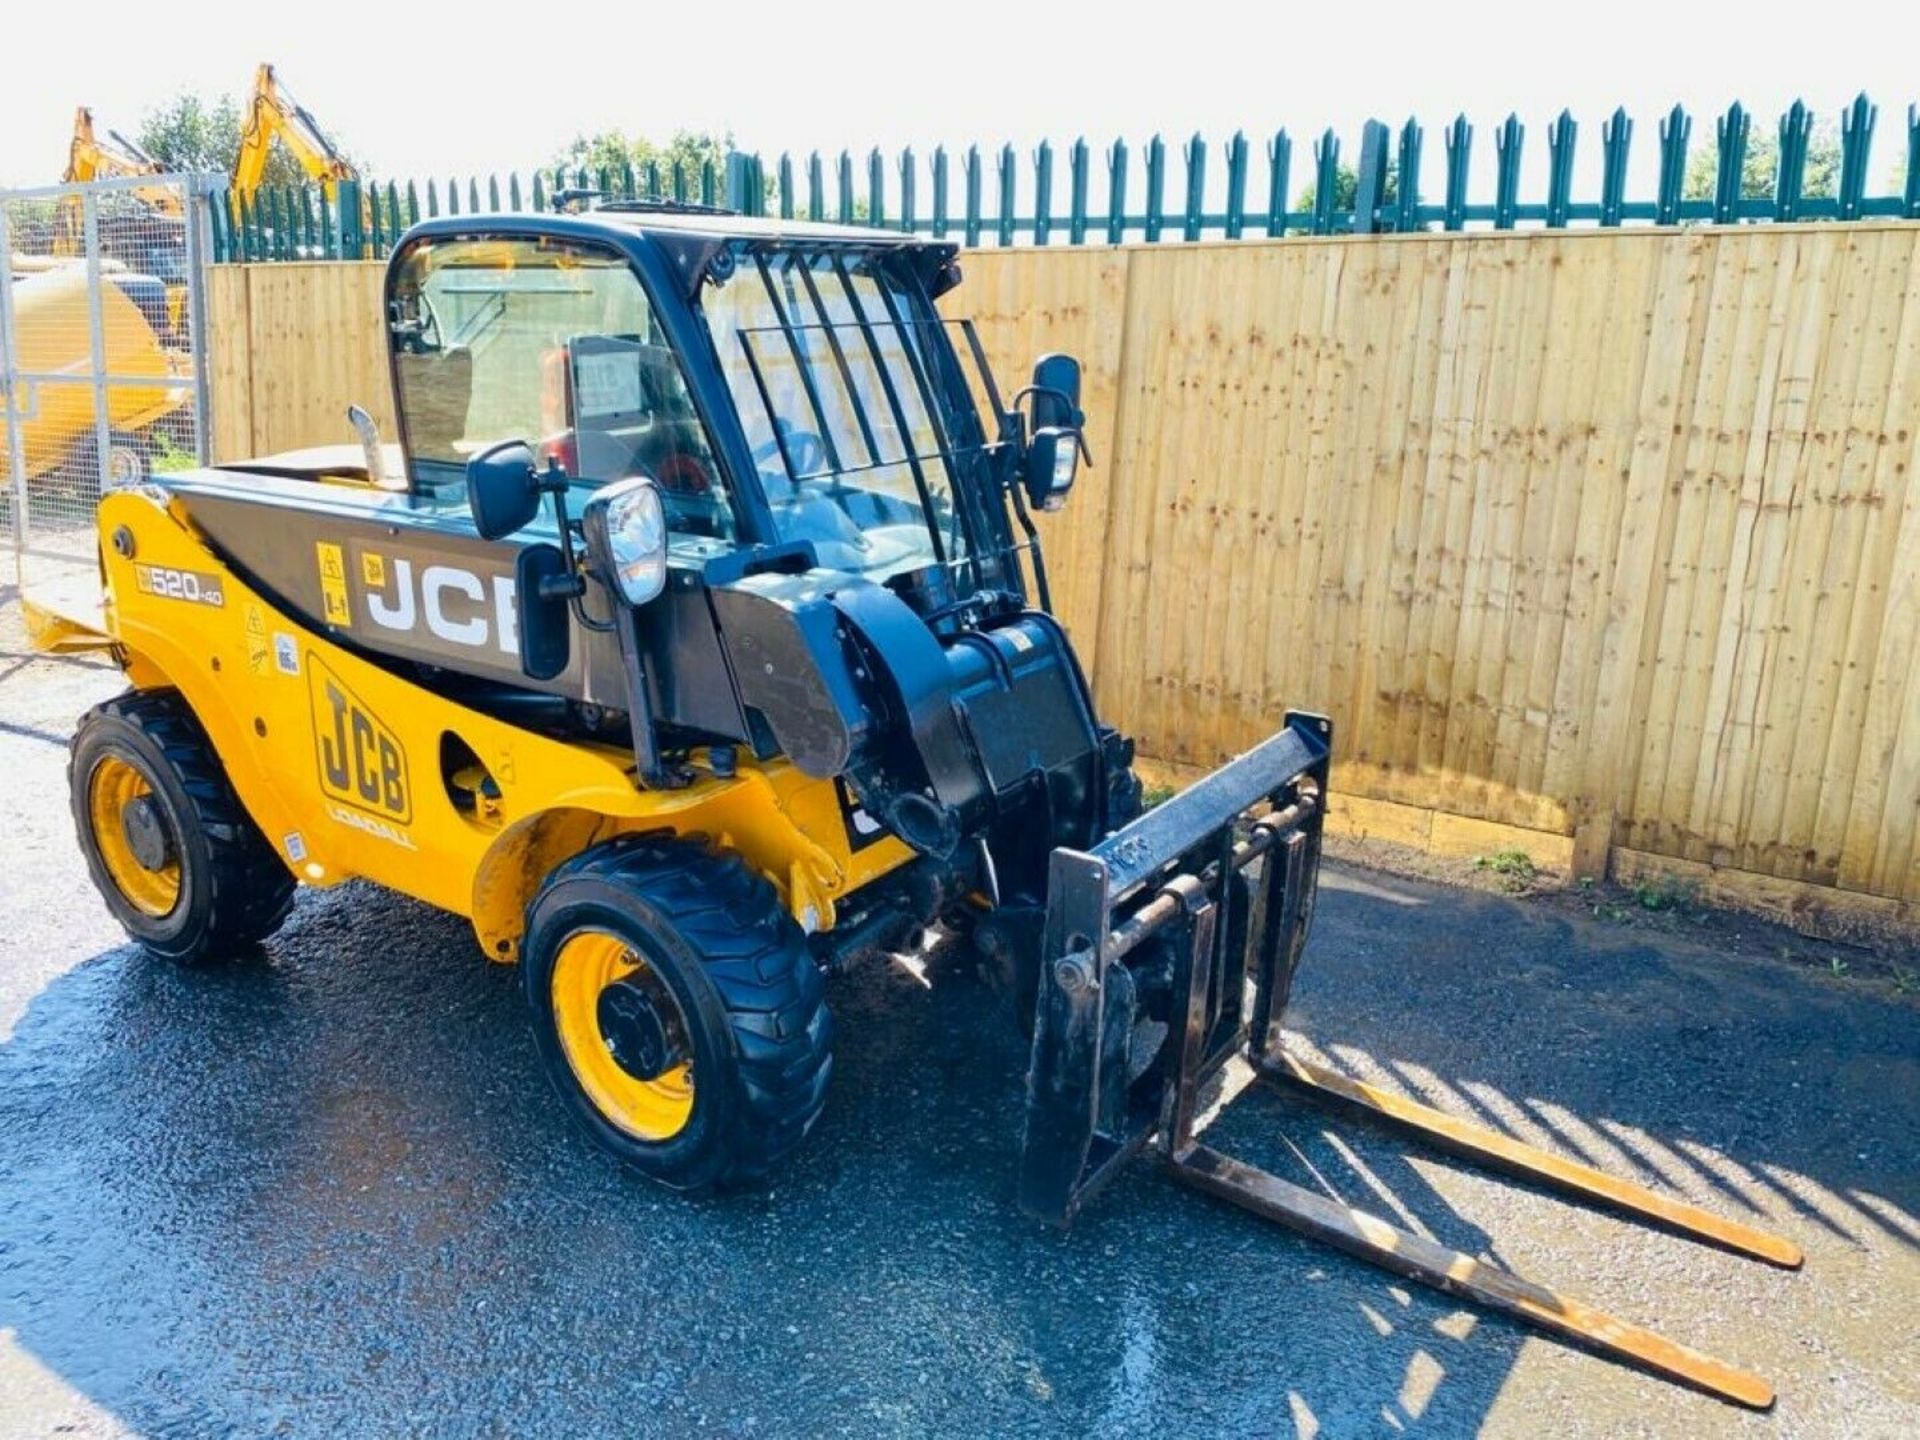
[{"x1": 26, "y1": 203, "x2": 1798, "y2": 1408}]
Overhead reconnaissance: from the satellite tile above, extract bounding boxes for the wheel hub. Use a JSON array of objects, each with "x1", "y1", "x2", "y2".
[
  {"x1": 121, "y1": 794, "x2": 174, "y2": 871},
  {"x1": 597, "y1": 978, "x2": 675, "y2": 1081}
]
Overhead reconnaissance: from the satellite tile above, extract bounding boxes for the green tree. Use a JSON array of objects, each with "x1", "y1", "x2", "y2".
[
  {"x1": 1684, "y1": 119, "x2": 1842, "y2": 202},
  {"x1": 549, "y1": 129, "x2": 733, "y2": 194},
  {"x1": 135, "y1": 91, "x2": 357, "y2": 189},
  {"x1": 1293, "y1": 162, "x2": 1399, "y2": 225}
]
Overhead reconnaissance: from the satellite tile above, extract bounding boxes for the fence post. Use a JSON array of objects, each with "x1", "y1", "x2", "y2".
[
  {"x1": 725, "y1": 152, "x2": 761, "y2": 215},
  {"x1": 1351, "y1": 120, "x2": 1390, "y2": 233},
  {"x1": 335, "y1": 179, "x2": 363, "y2": 259}
]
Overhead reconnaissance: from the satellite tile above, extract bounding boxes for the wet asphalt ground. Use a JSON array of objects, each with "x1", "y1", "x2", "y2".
[{"x1": 1, "y1": 590, "x2": 1916, "y2": 1439}]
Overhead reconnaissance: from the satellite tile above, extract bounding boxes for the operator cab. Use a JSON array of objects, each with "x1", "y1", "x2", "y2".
[{"x1": 383, "y1": 211, "x2": 1051, "y2": 624}]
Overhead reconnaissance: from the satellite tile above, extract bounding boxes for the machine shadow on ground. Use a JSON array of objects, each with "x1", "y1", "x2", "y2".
[{"x1": 1, "y1": 855, "x2": 1914, "y2": 1436}]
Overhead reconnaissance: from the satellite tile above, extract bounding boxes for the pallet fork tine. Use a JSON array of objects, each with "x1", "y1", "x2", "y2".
[{"x1": 1020, "y1": 712, "x2": 1798, "y2": 1411}]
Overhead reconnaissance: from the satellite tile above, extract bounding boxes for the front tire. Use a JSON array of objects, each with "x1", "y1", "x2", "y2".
[
  {"x1": 522, "y1": 836, "x2": 832, "y2": 1191},
  {"x1": 70, "y1": 691, "x2": 296, "y2": 963}
]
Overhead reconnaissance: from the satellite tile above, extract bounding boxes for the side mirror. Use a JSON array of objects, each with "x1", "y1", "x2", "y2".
[
  {"x1": 1022, "y1": 353, "x2": 1086, "y2": 512},
  {"x1": 1029, "y1": 353, "x2": 1082, "y2": 430},
  {"x1": 465, "y1": 440, "x2": 543, "y2": 540},
  {"x1": 1024, "y1": 428, "x2": 1079, "y2": 512}
]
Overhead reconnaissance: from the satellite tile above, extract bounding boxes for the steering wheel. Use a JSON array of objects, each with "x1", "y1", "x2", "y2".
[{"x1": 751, "y1": 418, "x2": 828, "y2": 486}]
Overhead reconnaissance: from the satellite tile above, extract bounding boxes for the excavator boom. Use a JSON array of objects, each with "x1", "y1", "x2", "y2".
[{"x1": 233, "y1": 63, "x2": 355, "y2": 203}]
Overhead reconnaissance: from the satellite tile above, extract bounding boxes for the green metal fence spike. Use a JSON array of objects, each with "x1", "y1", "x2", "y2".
[
  {"x1": 837, "y1": 151, "x2": 854, "y2": 224},
  {"x1": 1311, "y1": 128, "x2": 1340, "y2": 235},
  {"x1": 1601, "y1": 107, "x2": 1632, "y2": 226},
  {"x1": 808, "y1": 152, "x2": 824, "y2": 222},
  {"x1": 964, "y1": 145, "x2": 983, "y2": 246},
  {"x1": 1145, "y1": 133, "x2": 1168, "y2": 241},
  {"x1": 1266, "y1": 130, "x2": 1290, "y2": 235},
  {"x1": 1068, "y1": 138, "x2": 1090, "y2": 244},
  {"x1": 1493, "y1": 114, "x2": 1523, "y2": 229},
  {"x1": 1443, "y1": 115, "x2": 1471, "y2": 231},
  {"x1": 1181, "y1": 132, "x2": 1206, "y2": 240},
  {"x1": 1033, "y1": 140, "x2": 1054, "y2": 245},
  {"x1": 1713, "y1": 102, "x2": 1749, "y2": 223},
  {"x1": 486, "y1": 175, "x2": 499, "y2": 212},
  {"x1": 1353, "y1": 120, "x2": 1390, "y2": 233},
  {"x1": 1224, "y1": 130, "x2": 1249, "y2": 239},
  {"x1": 209, "y1": 191, "x2": 229, "y2": 262},
  {"x1": 449, "y1": 177, "x2": 462, "y2": 216},
  {"x1": 700, "y1": 160, "x2": 716, "y2": 207},
  {"x1": 1906, "y1": 104, "x2": 1920, "y2": 218},
  {"x1": 367, "y1": 184, "x2": 383, "y2": 255},
  {"x1": 528, "y1": 174, "x2": 542, "y2": 213},
  {"x1": 320, "y1": 186, "x2": 335, "y2": 259},
  {"x1": 868, "y1": 147, "x2": 886, "y2": 228},
  {"x1": 932, "y1": 146, "x2": 951, "y2": 238},
  {"x1": 617, "y1": 161, "x2": 633, "y2": 201},
  {"x1": 1838, "y1": 92, "x2": 1876, "y2": 220},
  {"x1": 1656, "y1": 104, "x2": 1690, "y2": 224},
  {"x1": 507, "y1": 173, "x2": 521, "y2": 212},
  {"x1": 900, "y1": 147, "x2": 917, "y2": 234},
  {"x1": 1775, "y1": 100, "x2": 1810, "y2": 221},
  {"x1": 644, "y1": 160, "x2": 660, "y2": 199},
  {"x1": 1107, "y1": 137, "x2": 1130, "y2": 244},
  {"x1": 779, "y1": 153, "x2": 795, "y2": 220},
  {"x1": 671, "y1": 162, "x2": 687, "y2": 203},
  {"x1": 997, "y1": 142, "x2": 1017, "y2": 246},
  {"x1": 1396, "y1": 119, "x2": 1424, "y2": 231},
  {"x1": 1546, "y1": 111, "x2": 1577, "y2": 228}
]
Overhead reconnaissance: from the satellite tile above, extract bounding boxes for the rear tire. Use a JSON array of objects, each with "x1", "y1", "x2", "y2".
[
  {"x1": 522, "y1": 835, "x2": 832, "y2": 1192},
  {"x1": 70, "y1": 691, "x2": 296, "y2": 963}
]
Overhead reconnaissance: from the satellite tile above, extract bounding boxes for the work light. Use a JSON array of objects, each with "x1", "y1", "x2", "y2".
[{"x1": 582, "y1": 475, "x2": 669, "y2": 606}]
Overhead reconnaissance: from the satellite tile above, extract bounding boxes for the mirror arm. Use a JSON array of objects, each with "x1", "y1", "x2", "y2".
[{"x1": 1007, "y1": 383, "x2": 1093, "y2": 464}]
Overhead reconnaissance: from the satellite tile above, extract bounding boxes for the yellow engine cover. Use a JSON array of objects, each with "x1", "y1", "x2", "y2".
[{"x1": 86, "y1": 488, "x2": 914, "y2": 960}]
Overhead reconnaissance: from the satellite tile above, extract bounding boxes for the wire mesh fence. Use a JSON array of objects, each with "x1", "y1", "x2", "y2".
[{"x1": 2, "y1": 174, "x2": 213, "y2": 595}]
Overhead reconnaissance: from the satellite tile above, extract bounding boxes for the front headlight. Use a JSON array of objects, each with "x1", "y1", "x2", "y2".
[{"x1": 582, "y1": 475, "x2": 668, "y2": 606}]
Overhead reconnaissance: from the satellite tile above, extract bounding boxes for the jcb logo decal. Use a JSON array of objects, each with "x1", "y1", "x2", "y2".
[
  {"x1": 308, "y1": 655, "x2": 411, "y2": 823},
  {"x1": 360, "y1": 549, "x2": 521, "y2": 656}
]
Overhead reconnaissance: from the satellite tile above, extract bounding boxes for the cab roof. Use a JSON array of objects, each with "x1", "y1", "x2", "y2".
[{"x1": 395, "y1": 207, "x2": 961, "y2": 298}]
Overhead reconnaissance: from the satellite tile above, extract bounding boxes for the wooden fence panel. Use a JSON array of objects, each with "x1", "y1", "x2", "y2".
[
  {"x1": 201, "y1": 225, "x2": 1920, "y2": 913},
  {"x1": 946, "y1": 249, "x2": 1130, "y2": 677}
]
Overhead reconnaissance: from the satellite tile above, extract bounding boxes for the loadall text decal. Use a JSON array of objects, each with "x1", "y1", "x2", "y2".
[{"x1": 308, "y1": 654, "x2": 412, "y2": 825}]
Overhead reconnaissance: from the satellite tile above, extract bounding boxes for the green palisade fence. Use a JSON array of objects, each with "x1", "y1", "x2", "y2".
[{"x1": 210, "y1": 95, "x2": 1920, "y2": 262}]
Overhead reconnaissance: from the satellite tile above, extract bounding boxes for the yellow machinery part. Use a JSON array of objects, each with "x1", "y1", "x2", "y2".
[
  {"x1": 79, "y1": 488, "x2": 916, "y2": 960},
  {"x1": 84, "y1": 753, "x2": 182, "y2": 917},
  {"x1": 548, "y1": 929, "x2": 695, "y2": 1142},
  {"x1": 0, "y1": 266, "x2": 186, "y2": 480}
]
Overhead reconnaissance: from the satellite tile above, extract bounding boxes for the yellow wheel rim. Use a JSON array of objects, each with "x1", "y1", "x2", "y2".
[
  {"x1": 87, "y1": 754, "x2": 181, "y2": 919},
  {"x1": 550, "y1": 929, "x2": 695, "y2": 1142}
]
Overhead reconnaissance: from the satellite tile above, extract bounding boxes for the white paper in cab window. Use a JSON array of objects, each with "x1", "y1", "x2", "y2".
[{"x1": 574, "y1": 349, "x2": 644, "y2": 419}]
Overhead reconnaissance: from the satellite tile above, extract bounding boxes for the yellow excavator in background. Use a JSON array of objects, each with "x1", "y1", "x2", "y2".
[
  {"x1": 57, "y1": 108, "x2": 183, "y2": 253},
  {"x1": 231, "y1": 63, "x2": 356, "y2": 205},
  {"x1": 53, "y1": 109, "x2": 190, "y2": 343}
]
